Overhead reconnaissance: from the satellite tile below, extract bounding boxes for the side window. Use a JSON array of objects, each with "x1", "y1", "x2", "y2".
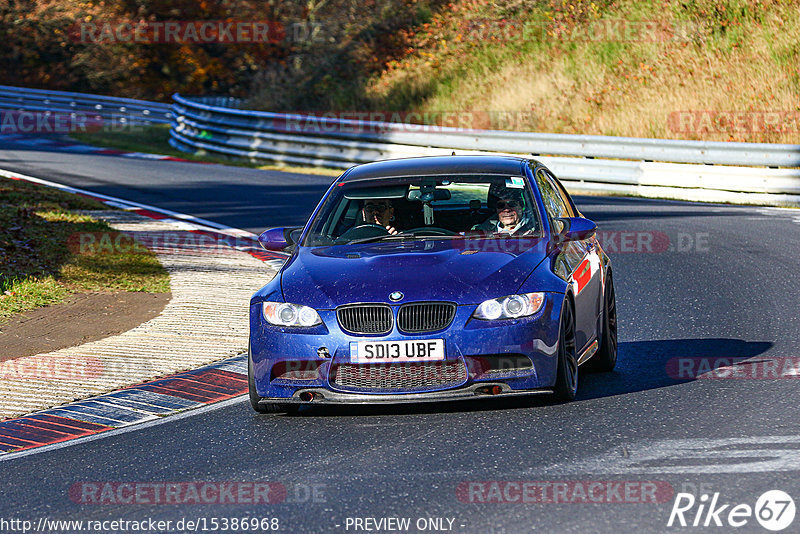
[
  {"x1": 535, "y1": 168, "x2": 570, "y2": 222},
  {"x1": 547, "y1": 171, "x2": 578, "y2": 217}
]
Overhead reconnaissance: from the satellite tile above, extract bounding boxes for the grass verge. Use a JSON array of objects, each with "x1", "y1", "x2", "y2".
[
  {"x1": 0, "y1": 177, "x2": 170, "y2": 322},
  {"x1": 70, "y1": 125, "x2": 341, "y2": 177}
]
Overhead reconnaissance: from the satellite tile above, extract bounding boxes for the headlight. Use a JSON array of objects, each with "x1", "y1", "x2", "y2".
[
  {"x1": 473, "y1": 293, "x2": 545, "y2": 320},
  {"x1": 262, "y1": 302, "x2": 322, "y2": 327}
]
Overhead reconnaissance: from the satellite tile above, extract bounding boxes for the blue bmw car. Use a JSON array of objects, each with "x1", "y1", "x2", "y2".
[{"x1": 248, "y1": 155, "x2": 616, "y2": 413}]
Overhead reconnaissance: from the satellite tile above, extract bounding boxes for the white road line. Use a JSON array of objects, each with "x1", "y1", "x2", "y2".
[
  {"x1": 0, "y1": 167, "x2": 257, "y2": 239},
  {"x1": 0, "y1": 166, "x2": 286, "y2": 455},
  {"x1": 0, "y1": 395, "x2": 249, "y2": 462},
  {"x1": 0, "y1": 169, "x2": 279, "y2": 420}
]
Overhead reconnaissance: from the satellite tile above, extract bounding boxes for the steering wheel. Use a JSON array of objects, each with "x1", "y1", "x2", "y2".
[
  {"x1": 403, "y1": 226, "x2": 457, "y2": 236},
  {"x1": 337, "y1": 224, "x2": 390, "y2": 242}
]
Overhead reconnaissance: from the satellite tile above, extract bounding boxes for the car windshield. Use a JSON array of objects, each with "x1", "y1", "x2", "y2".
[{"x1": 302, "y1": 174, "x2": 543, "y2": 246}]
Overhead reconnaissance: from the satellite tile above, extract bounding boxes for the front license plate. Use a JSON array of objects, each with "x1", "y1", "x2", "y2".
[{"x1": 350, "y1": 339, "x2": 445, "y2": 364}]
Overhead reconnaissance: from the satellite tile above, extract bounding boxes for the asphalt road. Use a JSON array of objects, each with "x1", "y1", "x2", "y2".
[
  {"x1": 2, "y1": 139, "x2": 800, "y2": 533},
  {"x1": 0, "y1": 139, "x2": 335, "y2": 233}
]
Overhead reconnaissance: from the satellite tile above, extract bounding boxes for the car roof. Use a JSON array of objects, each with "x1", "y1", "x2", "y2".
[{"x1": 339, "y1": 155, "x2": 530, "y2": 182}]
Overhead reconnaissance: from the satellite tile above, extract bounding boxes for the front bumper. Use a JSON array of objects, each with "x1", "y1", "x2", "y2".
[
  {"x1": 249, "y1": 295, "x2": 562, "y2": 402},
  {"x1": 258, "y1": 383, "x2": 553, "y2": 406}
]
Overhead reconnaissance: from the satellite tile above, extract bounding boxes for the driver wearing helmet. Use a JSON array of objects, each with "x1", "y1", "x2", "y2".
[{"x1": 472, "y1": 189, "x2": 535, "y2": 236}]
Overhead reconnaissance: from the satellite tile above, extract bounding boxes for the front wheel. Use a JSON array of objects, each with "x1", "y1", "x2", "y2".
[
  {"x1": 553, "y1": 298, "x2": 579, "y2": 402},
  {"x1": 585, "y1": 272, "x2": 617, "y2": 373},
  {"x1": 248, "y1": 351, "x2": 297, "y2": 414}
]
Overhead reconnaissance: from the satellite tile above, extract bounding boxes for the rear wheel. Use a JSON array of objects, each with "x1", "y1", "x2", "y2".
[
  {"x1": 553, "y1": 298, "x2": 579, "y2": 402},
  {"x1": 585, "y1": 272, "x2": 617, "y2": 373},
  {"x1": 248, "y1": 351, "x2": 297, "y2": 414}
]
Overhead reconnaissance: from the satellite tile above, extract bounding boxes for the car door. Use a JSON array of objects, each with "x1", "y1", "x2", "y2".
[{"x1": 534, "y1": 167, "x2": 601, "y2": 355}]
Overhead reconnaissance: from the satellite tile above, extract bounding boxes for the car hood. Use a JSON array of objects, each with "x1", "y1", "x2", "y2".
[{"x1": 280, "y1": 238, "x2": 548, "y2": 309}]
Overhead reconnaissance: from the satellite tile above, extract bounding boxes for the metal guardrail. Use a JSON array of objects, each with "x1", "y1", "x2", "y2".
[
  {"x1": 0, "y1": 85, "x2": 172, "y2": 126},
  {"x1": 170, "y1": 94, "x2": 800, "y2": 205},
  {"x1": 2, "y1": 86, "x2": 797, "y2": 205},
  {"x1": 171, "y1": 94, "x2": 800, "y2": 168}
]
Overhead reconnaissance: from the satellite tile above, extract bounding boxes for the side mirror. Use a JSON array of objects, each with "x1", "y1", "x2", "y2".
[
  {"x1": 555, "y1": 217, "x2": 596, "y2": 242},
  {"x1": 258, "y1": 227, "x2": 302, "y2": 251}
]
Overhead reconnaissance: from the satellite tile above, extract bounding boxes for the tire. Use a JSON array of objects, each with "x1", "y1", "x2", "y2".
[
  {"x1": 248, "y1": 351, "x2": 268, "y2": 413},
  {"x1": 248, "y1": 351, "x2": 297, "y2": 414},
  {"x1": 585, "y1": 272, "x2": 618, "y2": 373},
  {"x1": 553, "y1": 298, "x2": 579, "y2": 402}
]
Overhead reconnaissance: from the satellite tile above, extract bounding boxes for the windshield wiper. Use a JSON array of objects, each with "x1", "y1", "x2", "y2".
[
  {"x1": 348, "y1": 232, "x2": 473, "y2": 245},
  {"x1": 346, "y1": 232, "x2": 418, "y2": 245}
]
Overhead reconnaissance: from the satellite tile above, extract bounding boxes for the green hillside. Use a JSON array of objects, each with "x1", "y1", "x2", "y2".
[
  {"x1": 248, "y1": 0, "x2": 800, "y2": 143},
  {"x1": 3, "y1": 0, "x2": 798, "y2": 143}
]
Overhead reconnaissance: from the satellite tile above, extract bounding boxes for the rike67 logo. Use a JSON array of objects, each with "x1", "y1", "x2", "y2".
[{"x1": 668, "y1": 490, "x2": 795, "y2": 531}]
